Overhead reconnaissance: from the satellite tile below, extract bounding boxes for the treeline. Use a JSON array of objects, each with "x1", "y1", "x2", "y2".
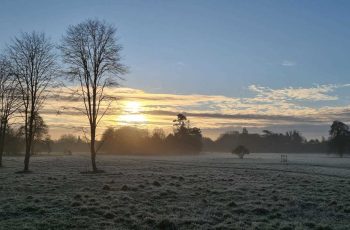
[
  {"x1": 2, "y1": 114, "x2": 89, "y2": 155},
  {"x1": 3, "y1": 130, "x2": 89, "y2": 155},
  {"x1": 4, "y1": 114, "x2": 349, "y2": 157},
  {"x1": 95, "y1": 120, "x2": 350, "y2": 156},
  {"x1": 203, "y1": 129, "x2": 328, "y2": 153},
  {"x1": 204, "y1": 120, "x2": 350, "y2": 156},
  {"x1": 100, "y1": 114, "x2": 202, "y2": 154},
  {"x1": 3, "y1": 113, "x2": 203, "y2": 155}
]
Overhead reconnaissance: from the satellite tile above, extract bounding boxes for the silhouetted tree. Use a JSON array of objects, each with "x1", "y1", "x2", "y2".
[
  {"x1": 43, "y1": 136, "x2": 52, "y2": 154},
  {"x1": 52, "y1": 134, "x2": 88, "y2": 154},
  {"x1": 19, "y1": 112, "x2": 49, "y2": 154},
  {"x1": 4, "y1": 126, "x2": 23, "y2": 155},
  {"x1": 7, "y1": 32, "x2": 57, "y2": 172},
  {"x1": 202, "y1": 137, "x2": 216, "y2": 151},
  {"x1": 262, "y1": 130, "x2": 273, "y2": 137},
  {"x1": 0, "y1": 56, "x2": 21, "y2": 166},
  {"x1": 232, "y1": 145, "x2": 250, "y2": 159},
  {"x1": 60, "y1": 19, "x2": 127, "y2": 172},
  {"x1": 58, "y1": 134, "x2": 78, "y2": 154},
  {"x1": 172, "y1": 114, "x2": 202, "y2": 153},
  {"x1": 152, "y1": 128, "x2": 166, "y2": 140},
  {"x1": 151, "y1": 128, "x2": 166, "y2": 152},
  {"x1": 173, "y1": 113, "x2": 189, "y2": 134},
  {"x1": 242, "y1": 128, "x2": 248, "y2": 135},
  {"x1": 188, "y1": 127, "x2": 203, "y2": 152},
  {"x1": 100, "y1": 126, "x2": 148, "y2": 154},
  {"x1": 286, "y1": 130, "x2": 304, "y2": 144},
  {"x1": 329, "y1": 120, "x2": 349, "y2": 157}
]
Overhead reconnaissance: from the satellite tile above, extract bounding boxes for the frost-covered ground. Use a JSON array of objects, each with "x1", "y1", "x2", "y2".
[{"x1": 0, "y1": 153, "x2": 350, "y2": 230}]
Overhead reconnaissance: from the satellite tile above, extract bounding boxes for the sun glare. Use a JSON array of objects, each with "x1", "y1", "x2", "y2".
[
  {"x1": 118, "y1": 114, "x2": 146, "y2": 123},
  {"x1": 117, "y1": 101, "x2": 147, "y2": 124},
  {"x1": 125, "y1": 101, "x2": 141, "y2": 113}
]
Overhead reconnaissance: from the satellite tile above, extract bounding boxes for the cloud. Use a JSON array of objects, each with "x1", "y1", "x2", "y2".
[
  {"x1": 24, "y1": 84, "x2": 350, "y2": 140},
  {"x1": 144, "y1": 110, "x2": 318, "y2": 123},
  {"x1": 248, "y1": 84, "x2": 343, "y2": 101},
  {"x1": 176, "y1": 61, "x2": 185, "y2": 66},
  {"x1": 281, "y1": 60, "x2": 296, "y2": 66}
]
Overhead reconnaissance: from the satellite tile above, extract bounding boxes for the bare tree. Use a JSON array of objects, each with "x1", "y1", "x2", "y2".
[
  {"x1": 7, "y1": 32, "x2": 57, "y2": 172},
  {"x1": 60, "y1": 19, "x2": 127, "y2": 172},
  {"x1": 0, "y1": 56, "x2": 21, "y2": 167}
]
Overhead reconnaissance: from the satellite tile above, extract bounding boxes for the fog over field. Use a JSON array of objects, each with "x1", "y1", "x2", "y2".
[
  {"x1": 1, "y1": 1, "x2": 350, "y2": 229},
  {"x1": 1, "y1": 153, "x2": 349, "y2": 230}
]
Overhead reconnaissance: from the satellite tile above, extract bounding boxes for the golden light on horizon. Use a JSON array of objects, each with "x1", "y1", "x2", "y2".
[
  {"x1": 117, "y1": 101, "x2": 147, "y2": 124},
  {"x1": 118, "y1": 114, "x2": 147, "y2": 123}
]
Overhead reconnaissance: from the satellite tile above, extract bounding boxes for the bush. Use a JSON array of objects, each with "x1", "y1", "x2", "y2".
[{"x1": 232, "y1": 145, "x2": 250, "y2": 159}]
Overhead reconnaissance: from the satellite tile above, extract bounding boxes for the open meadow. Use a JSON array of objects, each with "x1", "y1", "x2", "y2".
[{"x1": 1, "y1": 153, "x2": 350, "y2": 230}]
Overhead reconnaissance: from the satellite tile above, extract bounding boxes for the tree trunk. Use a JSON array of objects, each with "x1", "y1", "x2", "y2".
[
  {"x1": 24, "y1": 114, "x2": 34, "y2": 172},
  {"x1": 24, "y1": 132, "x2": 31, "y2": 171},
  {"x1": 0, "y1": 150, "x2": 2, "y2": 167},
  {"x1": 90, "y1": 125, "x2": 97, "y2": 172},
  {"x1": 0, "y1": 121, "x2": 3, "y2": 167},
  {"x1": 24, "y1": 149, "x2": 30, "y2": 171},
  {"x1": 0, "y1": 120, "x2": 6, "y2": 167}
]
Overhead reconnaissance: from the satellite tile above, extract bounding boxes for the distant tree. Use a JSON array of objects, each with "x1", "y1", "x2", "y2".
[
  {"x1": 232, "y1": 145, "x2": 250, "y2": 159},
  {"x1": 202, "y1": 137, "x2": 216, "y2": 151},
  {"x1": 242, "y1": 128, "x2": 248, "y2": 135},
  {"x1": 308, "y1": 139, "x2": 320, "y2": 144},
  {"x1": 329, "y1": 120, "x2": 349, "y2": 157},
  {"x1": 32, "y1": 113, "x2": 49, "y2": 154},
  {"x1": 43, "y1": 136, "x2": 52, "y2": 154},
  {"x1": 286, "y1": 130, "x2": 304, "y2": 144},
  {"x1": 56, "y1": 134, "x2": 81, "y2": 154},
  {"x1": 4, "y1": 126, "x2": 23, "y2": 155},
  {"x1": 152, "y1": 128, "x2": 166, "y2": 141},
  {"x1": 262, "y1": 130, "x2": 274, "y2": 136},
  {"x1": 7, "y1": 32, "x2": 57, "y2": 172},
  {"x1": 149, "y1": 128, "x2": 166, "y2": 153},
  {"x1": 0, "y1": 56, "x2": 21, "y2": 166},
  {"x1": 172, "y1": 114, "x2": 202, "y2": 153},
  {"x1": 188, "y1": 127, "x2": 203, "y2": 152},
  {"x1": 100, "y1": 126, "x2": 151, "y2": 154},
  {"x1": 99, "y1": 128, "x2": 115, "y2": 154},
  {"x1": 173, "y1": 113, "x2": 189, "y2": 135},
  {"x1": 33, "y1": 113, "x2": 48, "y2": 141},
  {"x1": 53, "y1": 134, "x2": 88, "y2": 154},
  {"x1": 19, "y1": 112, "x2": 49, "y2": 154},
  {"x1": 60, "y1": 19, "x2": 127, "y2": 172}
]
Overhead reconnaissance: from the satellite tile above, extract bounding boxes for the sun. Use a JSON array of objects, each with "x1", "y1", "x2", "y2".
[
  {"x1": 125, "y1": 101, "x2": 141, "y2": 113},
  {"x1": 117, "y1": 101, "x2": 147, "y2": 124}
]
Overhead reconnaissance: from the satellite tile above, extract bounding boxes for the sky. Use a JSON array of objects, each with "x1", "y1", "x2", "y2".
[{"x1": 1, "y1": 0, "x2": 350, "y2": 140}]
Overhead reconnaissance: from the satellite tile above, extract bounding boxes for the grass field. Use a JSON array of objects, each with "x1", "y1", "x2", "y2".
[{"x1": 0, "y1": 153, "x2": 350, "y2": 229}]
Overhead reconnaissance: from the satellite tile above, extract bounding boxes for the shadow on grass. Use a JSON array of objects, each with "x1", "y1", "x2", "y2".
[
  {"x1": 15, "y1": 170, "x2": 33, "y2": 174},
  {"x1": 80, "y1": 169, "x2": 105, "y2": 174}
]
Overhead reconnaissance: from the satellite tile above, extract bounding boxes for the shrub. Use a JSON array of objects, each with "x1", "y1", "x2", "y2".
[{"x1": 232, "y1": 145, "x2": 250, "y2": 159}]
